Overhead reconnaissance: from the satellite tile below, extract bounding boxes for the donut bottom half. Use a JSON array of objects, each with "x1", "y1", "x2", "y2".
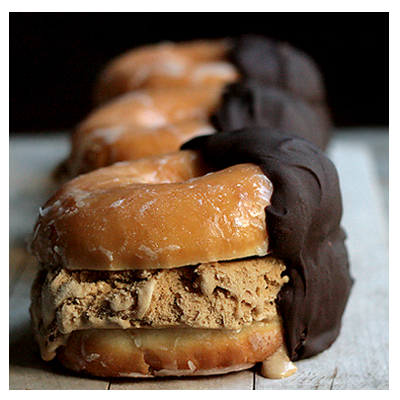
[{"x1": 57, "y1": 320, "x2": 284, "y2": 377}]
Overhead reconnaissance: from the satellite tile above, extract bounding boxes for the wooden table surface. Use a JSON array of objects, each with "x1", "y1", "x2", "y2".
[{"x1": 9, "y1": 129, "x2": 389, "y2": 390}]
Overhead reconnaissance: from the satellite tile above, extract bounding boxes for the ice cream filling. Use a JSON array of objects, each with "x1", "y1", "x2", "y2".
[{"x1": 30, "y1": 255, "x2": 287, "y2": 361}]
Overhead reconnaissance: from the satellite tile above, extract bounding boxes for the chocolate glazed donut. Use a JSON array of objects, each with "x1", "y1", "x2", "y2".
[{"x1": 182, "y1": 127, "x2": 353, "y2": 361}]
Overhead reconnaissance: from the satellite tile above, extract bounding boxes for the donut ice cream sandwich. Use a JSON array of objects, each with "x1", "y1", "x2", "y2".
[
  {"x1": 29, "y1": 35, "x2": 352, "y2": 379},
  {"x1": 57, "y1": 35, "x2": 332, "y2": 180},
  {"x1": 31, "y1": 148, "x2": 293, "y2": 378},
  {"x1": 30, "y1": 126, "x2": 352, "y2": 378}
]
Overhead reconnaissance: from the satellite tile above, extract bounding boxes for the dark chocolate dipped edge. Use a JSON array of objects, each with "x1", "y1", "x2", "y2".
[
  {"x1": 211, "y1": 80, "x2": 332, "y2": 150},
  {"x1": 210, "y1": 34, "x2": 333, "y2": 151},
  {"x1": 229, "y1": 34, "x2": 326, "y2": 104},
  {"x1": 181, "y1": 127, "x2": 353, "y2": 361}
]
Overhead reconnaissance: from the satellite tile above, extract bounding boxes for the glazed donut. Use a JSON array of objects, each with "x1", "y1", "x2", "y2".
[
  {"x1": 66, "y1": 119, "x2": 216, "y2": 177},
  {"x1": 57, "y1": 322, "x2": 285, "y2": 378},
  {"x1": 82, "y1": 86, "x2": 223, "y2": 132},
  {"x1": 94, "y1": 38, "x2": 239, "y2": 104},
  {"x1": 60, "y1": 86, "x2": 221, "y2": 179},
  {"x1": 30, "y1": 149, "x2": 297, "y2": 378},
  {"x1": 60, "y1": 83, "x2": 331, "y2": 181},
  {"x1": 94, "y1": 35, "x2": 325, "y2": 105},
  {"x1": 57, "y1": 35, "x2": 332, "y2": 181},
  {"x1": 32, "y1": 151, "x2": 272, "y2": 271}
]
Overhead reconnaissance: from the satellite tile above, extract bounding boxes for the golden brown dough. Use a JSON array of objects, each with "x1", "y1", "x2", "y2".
[
  {"x1": 31, "y1": 151, "x2": 272, "y2": 271},
  {"x1": 66, "y1": 118, "x2": 215, "y2": 178},
  {"x1": 62, "y1": 86, "x2": 224, "y2": 179},
  {"x1": 94, "y1": 39, "x2": 239, "y2": 104},
  {"x1": 83, "y1": 86, "x2": 223, "y2": 131},
  {"x1": 57, "y1": 321, "x2": 284, "y2": 377}
]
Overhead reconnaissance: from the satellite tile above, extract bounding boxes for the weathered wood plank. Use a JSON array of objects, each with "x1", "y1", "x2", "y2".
[
  {"x1": 9, "y1": 244, "x2": 35, "y2": 296},
  {"x1": 255, "y1": 136, "x2": 389, "y2": 390},
  {"x1": 110, "y1": 370, "x2": 254, "y2": 390},
  {"x1": 328, "y1": 138, "x2": 388, "y2": 390},
  {"x1": 9, "y1": 134, "x2": 69, "y2": 245}
]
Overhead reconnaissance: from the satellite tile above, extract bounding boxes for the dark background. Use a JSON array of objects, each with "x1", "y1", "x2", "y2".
[{"x1": 10, "y1": 12, "x2": 388, "y2": 134}]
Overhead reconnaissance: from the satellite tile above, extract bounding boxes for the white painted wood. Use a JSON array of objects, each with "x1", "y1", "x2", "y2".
[{"x1": 9, "y1": 130, "x2": 389, "y2": 389}]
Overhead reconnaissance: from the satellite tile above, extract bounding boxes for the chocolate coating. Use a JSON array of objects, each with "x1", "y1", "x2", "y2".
[
  {"x1": 211, "y1": 81, "x2": 332, "y2": 150},
  {"x1": 230, "y1": 35, "x2": 325, "y2": 103},
  {"x1": 182, "y1": 127, "x2": 353, "y2": 361}
]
